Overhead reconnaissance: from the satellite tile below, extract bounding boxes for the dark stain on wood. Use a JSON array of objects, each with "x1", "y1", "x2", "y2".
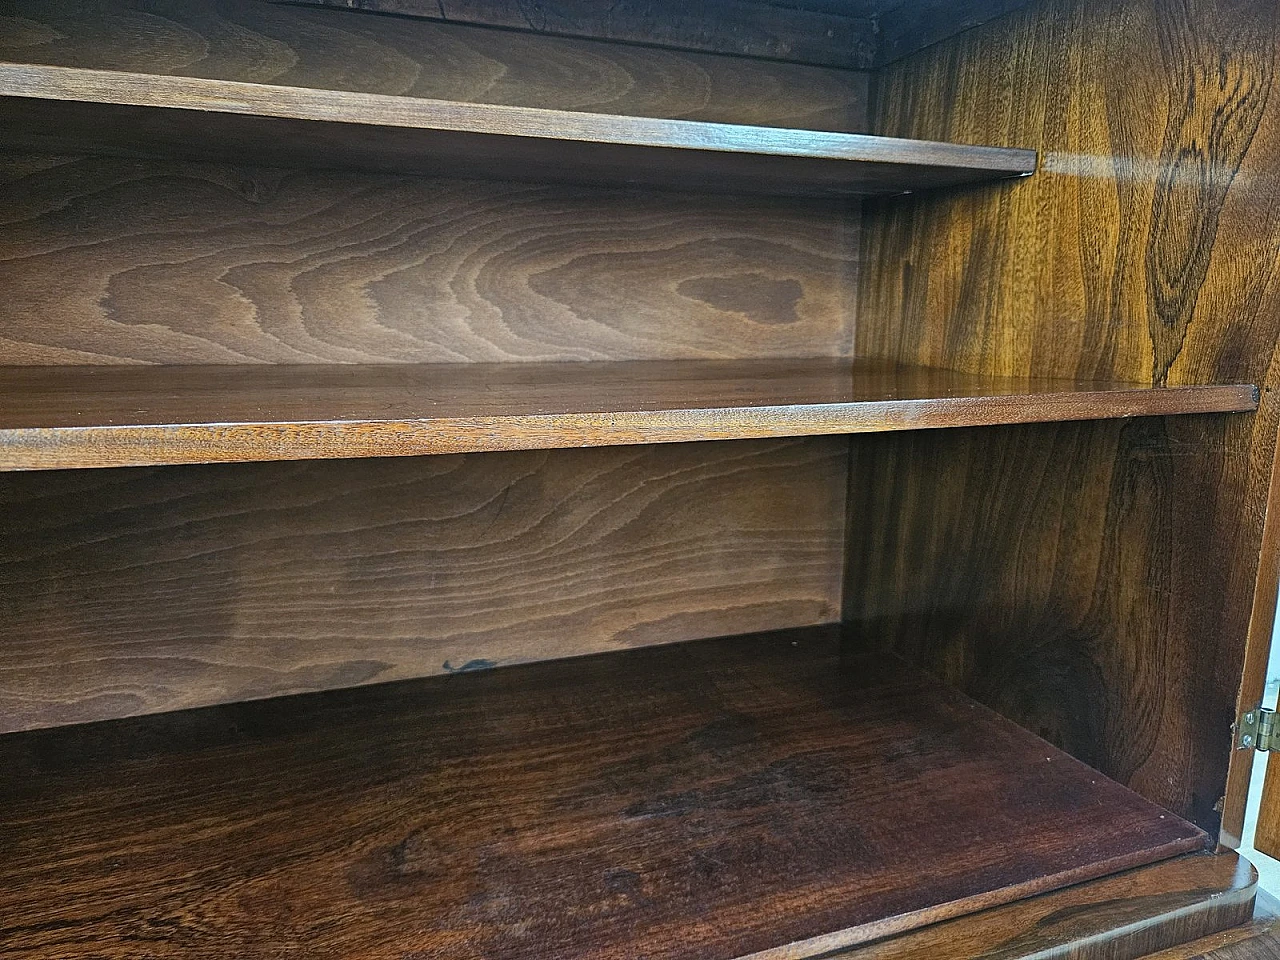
[{"x1": 676, "y1": 274, "x2": 805, "y2": 324}]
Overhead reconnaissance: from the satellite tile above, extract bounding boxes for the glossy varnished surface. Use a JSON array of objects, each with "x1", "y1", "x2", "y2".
[
  {"x1": 1136, "y1": 907, "x2": 1280, "y2": 959},
  {"x1": 852, "y1": 0, "x2": 1280, "y2": 836},
  {"x1": 0, "y1": 361, "x2": 1254, "y2": 470},
  {"x1": 0, "y1": 627, "x2": 1208, "y2": 959},
  {"x1": 0, "y1": 64, "x2": 1035, "y2": 196},
  {"x1": 845, "y1": 416, "x2": 1256, "y2": 834},
  {"x1": 834, "y1": 852, "x2": 1256, "y2": 960},
  {"x1": 0, "y1": 439, "x2": 846, "y2": 733}
]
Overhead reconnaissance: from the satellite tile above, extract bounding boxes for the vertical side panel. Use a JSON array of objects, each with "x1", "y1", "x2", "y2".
[
  {"x1": 846, "y1": 416, "x2": 1245, "y2": 830},
  {"x1": 854, "y1": 0, "x2": 1280, "y2": 835}
]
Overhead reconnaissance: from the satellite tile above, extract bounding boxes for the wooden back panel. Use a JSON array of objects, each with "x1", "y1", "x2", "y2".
[
  {"x1": 1, "y1": 154, "x2": 855, "y2": 365},
  {"x1": 0, "y1": 1, "x2": 863, "y2": 366},
  {"x1": 0, "y1": 437, "x2": 847, "y2": 733},
  {"x1": 0, "y1": 1, "x2": 864, "y2": 731},
  {"x1": 850, "y1": 0, "x2": 1280, "y2": 836}
]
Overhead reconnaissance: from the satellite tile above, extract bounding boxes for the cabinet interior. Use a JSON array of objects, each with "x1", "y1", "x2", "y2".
[{"x1": 2, "y1": 0, "x2": 1278, "y2": 957}]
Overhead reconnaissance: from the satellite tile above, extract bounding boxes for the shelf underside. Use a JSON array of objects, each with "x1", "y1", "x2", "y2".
[
  {"x1": 0, "y1": 360, "x2": 1256, "y2": 471},
  {"x1": 0, "y1": 626, "x2": 1206, "y2": 960},
  {"x1": 0, "y1": 64, "x2": 1036, "y2": 197}
]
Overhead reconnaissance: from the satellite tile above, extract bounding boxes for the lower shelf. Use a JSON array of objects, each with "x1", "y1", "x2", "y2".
[
  {"x1": 0, "y1": 626, "x2": 1208, "y2": 960},
  {"x1": 1129, "y1": 892, "x2": 1279, "y2": 960},
  {"x1": 834, "y1": 851, "x2": 1256, "y2": 959}
]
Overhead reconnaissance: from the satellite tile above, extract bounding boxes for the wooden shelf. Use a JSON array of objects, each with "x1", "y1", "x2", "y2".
[
  {"x1": 825, "y1": 852, "x2": 1255, "y2": 960},
  {"x1": 0, "y1": 63, "x2": 1036, "y2": 197},
  {"x1": 0, "y1": 360, "x2": 1256, "y2": 471},
  {"x1": 0, "y1": 626, "x2": 1207, "y2": 960}
]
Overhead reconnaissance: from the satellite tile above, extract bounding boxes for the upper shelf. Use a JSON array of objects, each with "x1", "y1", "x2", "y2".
[
  {"x1": 0, "y1": 63, "x2": 1037, "y2": 197},
  {"x1": 0, "y1": 360, "x2": 1256, "y2": 471}
]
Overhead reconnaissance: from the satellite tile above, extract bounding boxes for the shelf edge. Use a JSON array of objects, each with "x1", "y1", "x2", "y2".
[
  {"x1": 0, "y1": 385, "x2": 1257, "y2": 471},
  {"x1": 0, "y1": 62, "x2": 1038, "y2": 172}
]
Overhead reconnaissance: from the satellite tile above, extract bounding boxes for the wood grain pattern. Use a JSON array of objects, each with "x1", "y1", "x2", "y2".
[
  {"x1": 1136, "y1": 915, "x2": 1280, "y2": 959},
  {"x1": 279, "y1": 0, "x2": 1043, "y2": 70},
  {"x1": 873, "y1": 0, "x2": 1041, "y2": 66},
  {"x1": 0, "y1": 627, "x2": 1209, "y2": 959},
  {"x1": 861, "y1": 0, "x2": 1280, "y2": 386},
  {"x1": 0, "y1": 360, "x2": 1253, "y2": 471},
  {"x1": 1228, "y1": 414, "x2": 1280, "y2": 845},
  {"x1": 832, "y1": 852, "x2": 1256, "y2": 960},
  {"x1": 0, "y1": 0, "x2": 869, "y2": 132},
  {"x1": 279, "y1": 0, "x2": 879, "y2": 69},
  {"x1": 852, "y1": 0, "x2": 1280, "y2": 837},
  {"x1": 0, "y1": 151, "x2": 855, "y2": 364},
  {"x1": 844, "y1": 417, "x2": 1254, "y2": 831},
  {"x1": 0, "y1": 64, "x2": 1034, "y2": 197},
  {"x1": 0, "y1": 437, "x2": 845, "y2": 733}
]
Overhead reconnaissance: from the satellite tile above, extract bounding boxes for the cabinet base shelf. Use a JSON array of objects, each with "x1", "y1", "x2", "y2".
[
  {"x1": 0, "y1": 625, "x2": 1207, "y2": 960},
  {"x1": 832, "y1": 851, "x2": 1256, "y2": 960}
]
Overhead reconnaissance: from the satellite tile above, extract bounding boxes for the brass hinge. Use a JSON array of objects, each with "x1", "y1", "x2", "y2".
[{"x1": 1239, "y1": 706, "x2": 1277, "y2": 751}]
